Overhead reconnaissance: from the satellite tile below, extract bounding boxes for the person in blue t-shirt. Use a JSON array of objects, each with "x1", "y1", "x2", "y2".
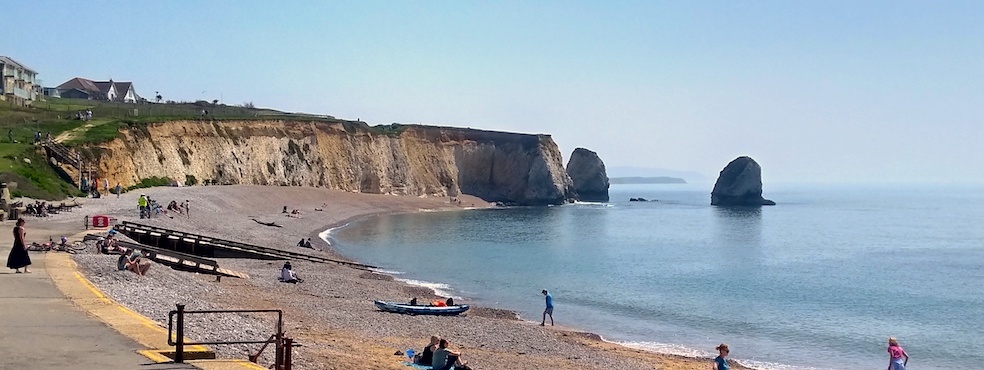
[
  {"x1": 713, "y1": 343, "x2": 730, "y2": 370},
  {"x1": 540, "y1": 289, "x2": 554, "y2": 326}
]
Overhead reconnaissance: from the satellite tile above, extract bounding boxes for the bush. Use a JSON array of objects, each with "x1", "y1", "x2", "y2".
[
  {"x1": 185, "y1": 174, "x2": 198, "y2": 186},
  {"x1": 125, "y1": 176, "x2": 172, "y2": 191}
]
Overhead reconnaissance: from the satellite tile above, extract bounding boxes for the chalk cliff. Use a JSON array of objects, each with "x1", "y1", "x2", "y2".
[
  {"x1": 566, "y1": 148, "x2": 609, "y2": 202},
  {"x1": 88, "y1": 120, "x2": 576, "y2": 205},
  {"x1": 710, "y1": 156, "x2": 775, "y2": 206}
]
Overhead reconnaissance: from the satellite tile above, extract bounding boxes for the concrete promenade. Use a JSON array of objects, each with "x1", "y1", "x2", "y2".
[
  {"x1": 0, "y1": 216, "x2": 263, "y2": 370},
  {"x1": 0, "y1": 249, "x2": 196, "y2": 369}
]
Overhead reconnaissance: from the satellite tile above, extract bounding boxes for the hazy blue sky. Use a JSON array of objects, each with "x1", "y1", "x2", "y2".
[{"x1": 4, "y1": 1, "x2": 982, "y2": 183}]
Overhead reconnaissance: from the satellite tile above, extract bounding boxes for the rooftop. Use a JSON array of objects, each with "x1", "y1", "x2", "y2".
[{"x1": 0, "y1": 56, "x2": 38, "y2": 74}]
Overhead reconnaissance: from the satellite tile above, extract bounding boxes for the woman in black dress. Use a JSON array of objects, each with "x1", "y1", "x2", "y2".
[{"x1": 6, "y1": 218, "x2": 31, "y2": 273}]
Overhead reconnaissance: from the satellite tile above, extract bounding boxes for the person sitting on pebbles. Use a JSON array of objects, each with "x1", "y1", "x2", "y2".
[
  {"x1": 101, "y1": 230, "x2": 124, "y2": 254},
  {"x1": 118, "y1": 249, "x2": 152, "y2": 276},
  {"x1": 280, "y1": 262, "x2": 303, "y2": 283},
  {"x1": 414, "y1": 335, "x2": 440, "y2": 365},
  {"x1": 432, "y1": 338, "x2": 471, "y2": 370}
]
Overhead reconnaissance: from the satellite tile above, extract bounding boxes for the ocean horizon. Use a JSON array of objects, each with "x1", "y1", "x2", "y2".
[{"x1": 325, "y1": 183, "x2": 984, "y2": 370}]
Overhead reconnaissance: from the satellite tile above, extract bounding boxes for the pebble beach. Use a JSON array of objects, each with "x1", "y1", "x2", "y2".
[{"x1": 11, "y1": 185, "x2": 749, "y2": 370}]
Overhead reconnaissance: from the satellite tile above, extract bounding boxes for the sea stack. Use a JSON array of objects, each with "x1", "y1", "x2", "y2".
[
  {"x1": 710, "y1": 156, "x2": 775, "y2": 206},
  {"x1": 566, "y1": 148, "x2": 610, "y2": 202}
]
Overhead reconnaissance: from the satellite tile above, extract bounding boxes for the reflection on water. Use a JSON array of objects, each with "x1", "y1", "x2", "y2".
[
  {"x1": 713, "y1": 205, "x2": 763, "y2": 219},
  {"x1": 712, "y1": 206, "x2": 763, "y2": 252}
]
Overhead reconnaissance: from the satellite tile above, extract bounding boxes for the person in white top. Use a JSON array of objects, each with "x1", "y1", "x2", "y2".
[{"x1": 280, "y1": 262, "x2": 301, "y2": 283}]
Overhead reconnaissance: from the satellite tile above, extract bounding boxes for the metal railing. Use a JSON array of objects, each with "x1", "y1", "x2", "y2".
[{"x1": 167, "y1": 304, "x2": 295, "y2": 369}]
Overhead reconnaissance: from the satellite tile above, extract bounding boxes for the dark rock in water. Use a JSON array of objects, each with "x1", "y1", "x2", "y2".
[
  {"x1": 629, "y1": 197, "x2": 649, "y2": 202},
  {"x1": 566, "y1": 148, "x2": 610, "y2": 202},
  {"x1": 711, "y1": 156, "x2": 775, "y2": 206}
]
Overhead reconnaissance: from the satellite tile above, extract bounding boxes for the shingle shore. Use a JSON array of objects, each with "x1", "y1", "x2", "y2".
[{"x1": 65, "y1": 185, "x2": 733, "y2": 370}]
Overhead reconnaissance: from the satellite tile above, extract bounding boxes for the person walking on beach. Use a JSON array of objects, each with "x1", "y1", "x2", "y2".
[
  {"x1": 541, "y1": 289, "x2": 554, "y2": 326},
  {"x1": 887, "y1": 337, "x2": 909, "y2": 370},
  {"x1": 712, "y1": 343, "x2": 730, "y2": 370},
  {"x1": 6, "y1": 218, "x2": 31, "y2": 273},
  {"x1": 115, "y1": 183, "x2": 122, "y2": 198}
]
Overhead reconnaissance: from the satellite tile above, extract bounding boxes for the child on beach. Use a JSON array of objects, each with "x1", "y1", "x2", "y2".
[
  {"x1": 712, "y1": 343, "x2": 730, "y2": 370},
  {"x1": 887, "y1": 337, "x2": 909, "y2": 370}
]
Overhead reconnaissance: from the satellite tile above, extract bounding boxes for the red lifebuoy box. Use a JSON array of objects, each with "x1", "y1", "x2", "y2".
[{"x1": 92, "y1": 215, "x2": 111, "y2": 228}]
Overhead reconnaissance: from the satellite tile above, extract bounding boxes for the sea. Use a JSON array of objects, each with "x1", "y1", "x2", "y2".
[{"x1": 323, "y1": 183, "x2": 984, "y2": 370}]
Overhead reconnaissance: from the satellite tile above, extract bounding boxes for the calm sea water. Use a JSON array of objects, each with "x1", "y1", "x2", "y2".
[{"x1": 326, "y1": 183, "x2": 984, "y2": 370}]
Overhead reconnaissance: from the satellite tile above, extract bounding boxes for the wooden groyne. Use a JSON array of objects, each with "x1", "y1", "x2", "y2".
[
  {"x1": 115, "y1": 222, "x2": 377, "y2": 270},
  {"x1": 83, "y1": 233, "x2": 249, "y2": 279}
]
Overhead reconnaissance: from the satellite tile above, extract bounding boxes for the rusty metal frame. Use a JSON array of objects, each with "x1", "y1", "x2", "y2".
[{"x1": 167, "y1": 304, "x2": 287, "y2": 368}]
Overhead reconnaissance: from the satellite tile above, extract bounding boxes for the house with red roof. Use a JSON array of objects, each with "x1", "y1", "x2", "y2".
[{"x1": 56, "y1": 77, "x2": 140, "y2": 103}]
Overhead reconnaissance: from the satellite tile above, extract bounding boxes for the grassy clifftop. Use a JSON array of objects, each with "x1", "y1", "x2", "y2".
[{"x1": 0, "y1": 98, "x2": 326, "y2": 199}]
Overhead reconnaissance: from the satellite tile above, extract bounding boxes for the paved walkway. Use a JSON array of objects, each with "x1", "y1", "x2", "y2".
[{"x1": 0, "y1": 250, "x2": 196, "y2": 369}]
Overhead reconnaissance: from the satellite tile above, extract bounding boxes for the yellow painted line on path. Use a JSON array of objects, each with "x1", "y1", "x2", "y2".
[
  {"x1": 48, "y1": 243, "x2": 261, "y2": 370},
  {"x1": 138, "y1": 349, "x2": 174, "y2": 363},
  {"x1": 72, "y1": 270, "x2": 200, "y2": 340}
]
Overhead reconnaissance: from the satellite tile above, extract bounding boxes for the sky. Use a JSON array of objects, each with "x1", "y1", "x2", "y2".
[{"x1": 4, "y1": 1, "x2": 983, "y2": 184}]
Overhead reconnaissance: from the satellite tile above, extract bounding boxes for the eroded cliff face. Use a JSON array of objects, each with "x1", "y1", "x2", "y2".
[{"x1": 91, "y1": 120, "x2": 575, "y2": 205}]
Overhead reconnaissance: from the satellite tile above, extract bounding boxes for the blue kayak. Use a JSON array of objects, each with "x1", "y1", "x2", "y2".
[{"x1": 374, "y1": 300, "x2": 470, "y2": 316}]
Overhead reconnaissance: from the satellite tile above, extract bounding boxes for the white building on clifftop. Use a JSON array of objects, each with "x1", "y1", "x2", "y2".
[{"x1": 0, "y1": 56, "x2": 40, "y2": 106}]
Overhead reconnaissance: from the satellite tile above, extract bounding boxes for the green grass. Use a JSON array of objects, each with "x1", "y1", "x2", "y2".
[
  {"x1": 0, "y1": 97, "x2": 355, "y2": 199},
  {"x1": 0, "y1": 103, "x2": 94, "y2": 199},
  {"x1": 369, "y1": 123, "x2": 407, "y2": 136},
  {"x1": 36, "y1": 97, "x2": 96, "y2": 112},
  {"x1": 0, "y1": 146, "x2": 82, "y2": 200},
  {"x1": 62, "y1": 119, "x2": 122, "y2": 145},
  {"x1": 0, "y1": 142, "x2": 29, "y2": 169},
  {"x1": 125, "y1": 176, "x2": 172, "y2": 192}
]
